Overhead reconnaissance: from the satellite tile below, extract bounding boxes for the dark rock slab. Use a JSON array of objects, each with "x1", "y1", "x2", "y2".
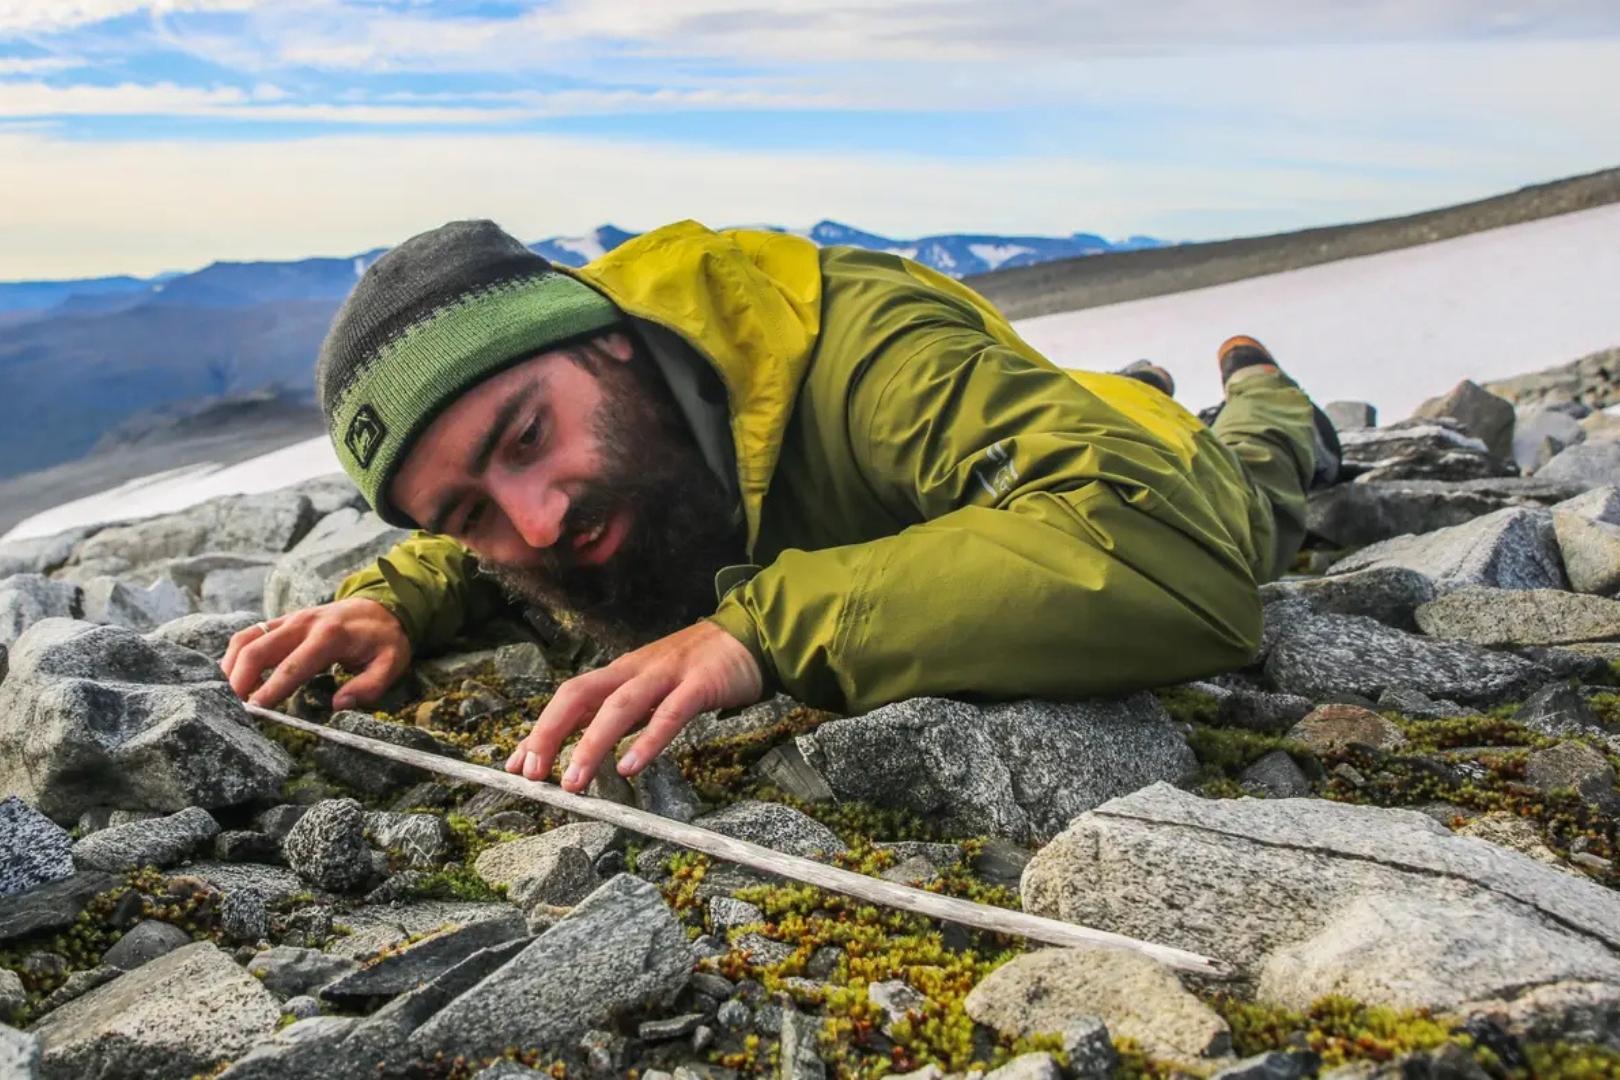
[
  {"x1": 72, "y1": 806, "x2": 220, "y2": 872},
  {"x1": 321, "y1": 909, "x2": 528, "y2": 1002},
  {"x1": 1260, "y1": 567, "x2": 1435, "y2": 631},
  {"x1": 0, "y1": 872, "x2": 119, "y2": 942},
  {"x1": 1307, "y1": 478, "x2": 1580, "y2": 548},
  {"x1": 1330, "y1": 507, "x2": 1566, "y2": 591},
  {"x1": 101, "y1": 920, "x2": 193, "y2": 971}
]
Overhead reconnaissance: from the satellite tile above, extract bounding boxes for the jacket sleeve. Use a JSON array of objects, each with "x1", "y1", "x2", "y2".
[
  {"x1": 706, "y1": 327, "x2": 1264, "y2": 714},
  {"x1": 334, "y1": 532, "x2": 512, "y2": 655}
]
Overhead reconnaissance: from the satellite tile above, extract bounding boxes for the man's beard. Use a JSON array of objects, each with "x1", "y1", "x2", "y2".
[{"x1": 482, "y1": 346, "x2": 746, "y2": 651}]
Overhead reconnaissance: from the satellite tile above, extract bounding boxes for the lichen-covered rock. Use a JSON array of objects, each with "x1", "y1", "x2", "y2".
[
  {"x1": 0, "y1": 574, "x2": 80, "y2": 646},
  {"x1": 0, "y1": 619, "x2": 291, "y2": 822},
  {"x1": 78, "y1": 575, "x2": 192, "y2": 631},
  {"x1": 409, "y1": 875, "x2": 690, "y2": 1062},
  {"x1": 319, "y1": 911, "x2": 529, "y2": 1002},
  {"x1": 1329, "y1": 507, "x2": 1566, "y2": 591},
  {"x1": 0, "y1": 796, "x2": 73, "y2": 898},
  {"x1": 1263, "y1": 610, "x2": 1539, "y2": 705},
  {"x1": 1412, "y1": 380, "x2": 1516, "y2": 461},
  {"x1": 472, "y1": 823, "x2": 619, "y2": 903},
  {"x1": 964, "y1": 946, "x2": 1231, "y2": 1061},
  {"x1": 363, "y1": 811, "x2": 453, "y2": 870},
  {"x1": 1259, "y1": 566, "x2": 1436, "y2": 630},
  {"x1": 1524, "y1": 742, "x2": 1620, "y2": 812},
  {"x1": 261, "y1": 509, "x2": 410, "y2": 619},
  {"x1": 1415, "y1": 587, "x2": 1620, "y2": 646},
  {"x1": 1553, "y1": 512, "x2": 1620, "y2": 595},
  {"x1": 246, "y1": 946, "x2": 361, "y2": 1000},
  {"x1": 71, "y1": 806, "x2": 220, "y2": 872},
  {"x1": 1515, "y1": 684, "x2": 1612, "y2": 740},
  {"x1": 1022, "y1": 784, "x2": 1620, "y2": 1019},
  {"x1": 798, "y1": 695, "x2": 1195, "y2": 844},
  {"x1": 1286, "y1": 704, "x2": 1408, "y2": 753},
  {"x1": 1536, "y1": 441, "x2": 1620, "y2": 488},
  {"x1": 214, "y1": 1015, "x2": 358, "y2": 1080},
  {"x1": 146, "y1": 611, "x2": 260, "y2": 660},
  {"x1": 282, "y1": 799, "x2": 370, "y2": 893},
  {"x1": 30, "y1": 941, "x2": 280, "y2": 1080}
]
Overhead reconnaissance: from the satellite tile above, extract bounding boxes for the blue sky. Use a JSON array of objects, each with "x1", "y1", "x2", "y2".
[{"x1": 2, "y1": 1, "x2": 1619, "y2": 279}]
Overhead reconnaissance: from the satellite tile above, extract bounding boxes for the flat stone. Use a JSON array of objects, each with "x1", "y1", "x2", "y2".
[
  {"x1": 65, "y1": 491, "x2": 315, "y2": 581},
  {"x1": 261, "y1": 509, "x2": 410, "y2": 619},
  {"x1": 0, "y1": 872, "x2": 119, "y2": 942},
  {"x1": 1, "y1": 1023, "x2": 41, "y2": 1078},
  {"x1": 1456, "y1": 812, "x2": 1566, "y2": 866},
  {"x1": 1022, "y1": 783, "x2": 1620, "y2": 1017},
  {"x1": 313, "y1": 711, "x2": 452, "y2": 795},
  {"x1": 1376, "y1": 685, "x2": 1478, "y2": 719},
  {"x1": 0, "y1": 797, "x2": 73, "y2": 898},
  {"x1": 364, "y1": 812, "x2": 453, "y2": 870},
  {"x1": 964, "y1": 945, "x2": 1231, "y2": 1061},
  {"x1": 1323, "y1": 401, "x2": 1377, "y2": 431},
  {"x1": 473, "y1": 827, "x2": 612, "y2": 909},
  {"x1": 1264, "y1": 610, "x2": 1540, "y2": 706},
  {"x1": 1525, "y1": 742, "x2": 1620, "y2": 811},
  {"x1": 1415, "y1": 587, "x2": 1620, "y2": 646},
  {"x1": 1412, "y1": 380, "x2": 1516, "y2": 461},
  {"x1": 754, "y1": 742, "x2": 836, "y2": 801},
  {"x1": 1261, "y1": 567, "x2": 1436, "y2": 631},
  {"x1": 146, "y1": 611, "x2": 260, "y2": 660},
  {"x1": 72, "y1": 806, "x2": 220, "y2": 872},
  {"x1": 187, "y1": 863, "x2": 308, "y2": 907},
  {"x1": 31, "y1": 941, "x2": 280, "y2": 1080},
  {"x1": 1552, "y1": 485, "x2": 1620, "y2": 526},
  {"x1": 214, "y1": 1015, "x2": 358, "y2": 1080},
  {"x1": 1337, "y1": 421, "x2": 1508, "y2": 483},
  {"x1": 1553, "y1": 512, "x2": 1620, "y2": 595},
  {"x1": 321, "y1": 910, "x2": 529, "y2": 1002},
  {"x1": 1515, "y1": 406, "x2": 1587, "y2": 473},
  {"x1": 408, "y1": 874, "x2": 690, "y2": 1062},
  {"x1": 246, "y1": 946, "x2": 362, "y2": 999},
  {"x1": 1306, "y1": 478, "x2": 1579, "y2": 549},
  {"x1": 282, "y1": 798, "x2": 370, "y2": 893},
  {"x1": 1329, "y1": 507, "x2": 1566, "y2": 591},
  {"x1": 1286, "y1": 704, "x2": 1408, "y2": 753},
  {"x1": 984, "y1": 1052, "x2": 1062, "y2": 1080},
  {"x1": 99, "y1": 919, "x2": 192, "y2": 972},
  {"x1": 0, "y1": 620, "x2": 291, "y2": 822},
  {"x1": 631, "y1": 755, "x2": 702, "y2": 823},
  {"x1": 708, "y1": 896, "x2": 763, "y2": 936},
  {"x1": 321, "y1": 900, "x2": 523, "y2": 961},
  {"x1": 1240, "y1": 750, "x2": 1311, "y2": 798},
  {"x1": 798, "y1": 695, "x2": 1195, "y2": 845},
  {"x1": 1536, "y1": 441, "x2": 1620, "y2": 488}
]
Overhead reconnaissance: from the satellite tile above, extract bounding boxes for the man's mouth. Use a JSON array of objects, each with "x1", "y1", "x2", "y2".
[{"x1": 571, "y1": 506, "x2": 630, "y2": 566}]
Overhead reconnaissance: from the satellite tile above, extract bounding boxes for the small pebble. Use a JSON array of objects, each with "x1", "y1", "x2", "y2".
[
  {"x1": 281, "y1": 995, "x2": 321, "y2": 1021},
  {"x1": 716, "y1": 998, "x2": 751, "y2": 1030}
]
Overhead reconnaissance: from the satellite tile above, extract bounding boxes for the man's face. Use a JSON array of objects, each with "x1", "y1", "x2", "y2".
[{"x1": 389, "y1": 332, "x2": 744, "y2": 647}]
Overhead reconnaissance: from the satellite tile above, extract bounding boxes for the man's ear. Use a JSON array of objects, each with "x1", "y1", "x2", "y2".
[{"x1": 597, "y1": 331, "x2": 635, "y2": 363}]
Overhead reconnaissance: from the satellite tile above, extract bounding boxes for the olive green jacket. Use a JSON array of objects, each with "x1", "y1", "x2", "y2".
[{"x1": 338, "y1": 221, "x2": 1280, "y2": 713}]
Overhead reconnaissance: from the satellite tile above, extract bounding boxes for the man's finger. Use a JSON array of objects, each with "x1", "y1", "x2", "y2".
[
  {"x1": 333, "y1": 648, "x2": 404, "y2": 710},
  {"x1": 619, "y1": 680, "x2": 710, "y2": 777},
  {"x1": 226, "y1": 626, "x2": 301, "y2": 700},
  {"x1": 512, "y1": 672, "x2": 617, "y2": 781},
  {"x1": 247, "y1": 635, "x2": 338, "y2": 707},
  {"x1": 220, "y1": 615, "x2": 285, "y2": 678},
  {"x1": 562, "y1": 675, "x2": 675, "y2": 793}
]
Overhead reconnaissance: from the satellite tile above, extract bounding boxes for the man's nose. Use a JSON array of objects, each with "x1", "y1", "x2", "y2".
[{"x1": 497, "y1": 479, "x2": 569, "y2": 550}]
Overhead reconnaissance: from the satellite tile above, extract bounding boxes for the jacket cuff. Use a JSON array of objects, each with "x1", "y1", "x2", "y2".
[
  {"x1": 706, "y1": 597, "x2": 779, "y2": 698},
  {"x1": 337, "y1": 582, "x2": 420, "y2": 647}
]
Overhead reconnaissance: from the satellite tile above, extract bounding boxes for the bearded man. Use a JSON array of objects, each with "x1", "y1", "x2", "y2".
[{"x1": 221, "y1": 219, "x2": 1336, "y2": 795}]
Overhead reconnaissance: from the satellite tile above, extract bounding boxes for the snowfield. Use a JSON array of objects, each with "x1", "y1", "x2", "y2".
[{"x1": 6, "y1": 203, "x2": 1618, "y2": 541}]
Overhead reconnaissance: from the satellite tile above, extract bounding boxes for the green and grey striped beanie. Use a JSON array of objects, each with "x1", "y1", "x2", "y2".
[{"x1": 316, "y1": 219, "x2": 621, "y2": 525}]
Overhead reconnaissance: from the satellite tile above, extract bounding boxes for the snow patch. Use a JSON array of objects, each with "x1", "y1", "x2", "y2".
[
  {"x1": 968, "y1": 243, "x2": 1033, "y2": 270},
  {"x1": 553, "y1": 234, "x2": 608, "y2": 262}
]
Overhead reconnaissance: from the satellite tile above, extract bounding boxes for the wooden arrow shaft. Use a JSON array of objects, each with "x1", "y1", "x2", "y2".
[{"x1": 246, "y1": 703, "x2": 1229, "y2": 978}]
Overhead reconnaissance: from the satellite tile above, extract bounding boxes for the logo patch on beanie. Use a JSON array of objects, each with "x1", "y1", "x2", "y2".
[{"x1": 345, "y1": 405, "x2": 387, "y2": 469}]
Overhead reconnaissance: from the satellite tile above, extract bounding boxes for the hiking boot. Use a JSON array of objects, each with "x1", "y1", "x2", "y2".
[
  {"x1": 1211, "y1": 335, "x2": 1342, "y2": 488},
  {"x1": 1118, "y1": 359, "x2": 1175, "y2": 397}
]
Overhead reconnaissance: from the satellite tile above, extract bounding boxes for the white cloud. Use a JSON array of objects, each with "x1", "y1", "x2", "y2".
[
  {"x1": 0, "y1": 0, "x2": 265, "y2": 34},
  {"x1": 0, "y1": 56, "x2": 82, "y2": 75}
]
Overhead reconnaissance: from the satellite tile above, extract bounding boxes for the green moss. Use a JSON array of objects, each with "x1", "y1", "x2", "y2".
[
  {"x1": 1521, "y1": 1040, "x2": 1620, "y2": 1078},
  {"x1": 1154, "y1": 687, "x2": 1221, "y2": 726},
  {"x1": 1388, "y1": 711, "x2": 1549, "y2": 752},
  {"x1": 391, "y1": 813, "x2": 512, "y2": 903}
]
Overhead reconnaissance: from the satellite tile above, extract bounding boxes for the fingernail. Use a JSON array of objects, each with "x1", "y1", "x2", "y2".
[
  {"x1": 523, "y1": 751, "x2": 540, "y2": 778},
  {"x1": 562, "y1": 764, "x2": 581, "y2": 788},
  {"x1": 618, "y1": 751, "x2": 641, "y2": 775},
  {"x1": 506, "y1": 749, "x2": 523, "y2": 771}
]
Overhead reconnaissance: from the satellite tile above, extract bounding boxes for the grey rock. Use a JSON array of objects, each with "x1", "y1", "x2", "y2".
[
  {"x1": 639, "y1": 1013, "x2": 705, "y2": 1040},
  {"x1": 31, "y1": 941, "x2": 280, "y2": 1080},
  {"x1": 868, "y1": 979, "x2": 925, "y2": 1036},
  {"x1": 246, "y1": 946, "x2": 362, "y2": 1000},
  {"x1": 215, "y1": 1015, "x2": 358, "y2": 1080},
  {"x1": 964, "y1": 945, "x2": 1231, "y2": 1061},
  {"x1": 0, "y1": 797, "x2": 73, "y2": 898},
  {"x1": 199, "y1": 564, "x2": 274, "y2": 616},
  {"x1": 493, "y1": 640, "x2": 552, "y2": 680},
  {"x1": 1514, "y1": 406, "x2": 1587, "y2": 472},
  {"x1": 0, "y1": 574, "x2": 80, "y2": 647},
  {"x1": 715, "y1": 998, "x2": 751, "y2": 1030},
  {"x1": 0, "y1": 872, "x2": 119, "y2": 942},
  {"x1": 1260, "y1": 566, "x2": 1435, "y2": 631},
  {"x1": 1552, "y1": 485, "x2": 1620, "y2": 525},
  {"x1": 1241, "y1": 750, "x2": 1311, "y2": 798},
  {"x1": 1412, "y1": 380, "x2": 1515, "y2": 462},
  {"x1": 984, "y1": 1053, "x2": 1062, "y2": 1080},
  {"x1": 72, "y1": 805, "x2": 220, "y2": 872},
  {"x1": 1212, "y1": 687, "x2": 1316, "y2": 733},
  {"x1": 1058, "y1": 1016, "x2": 1117, "y2": 1080},
  {"x1": 323, "y1": 899, "x2": 525, "y2": 961},
  {"x1": 409, "y1": 874, "x2": 691, "y2": 1062},
  {"x1": 1323, "y1": 400, "x2": 1377, "y2": 431},
  {"x1": 1306, "y1": 477, "x2": 1578, "y2": 548},
  {"x1": 1, "y1": 969, "x2": 25, "y2": 1018},
  {"x1": 146, "y1": 610, "x2": 260, "y2": 660},
  {"x1": 695, "y1": 801, "x2": 845, "y2": 859},
  {"x1": 1536, "y1": 440, "x2": 1620, "y2": 487},
  {"x1": 313, "y1": 711, "x2": 451, "y2": 795},
  {"x1": 675, "y1": 694, "x2": 800, "y2": 752},
  {"x1": 709, "y1": 896, "x2": 763, "y2": 935},
  {"x1": 799, "y1": 695, "x2": 1195, "y2": 845},
  {"x1": 0, "y1": 619, "x2": 291, "y2": 822},
  {"x1": 37, "y1": 966, "x2": 125, "y2": 1015},
  {"x1": 1376, "y1": 685, "x2": 1478, "y2": 719},
  {"x1": 281, "y1": 995, "x2": 322, "y2": 1021},
  {"x1": 1553, "y1": 512, "x2": 1620, "y2": 595},
  {"x1": 254, "y1": 805, "x2": 309, "y2": 841},
  {"x1": 1525, "y1": 742, "x2": 1619, "y2": 811},
  {"x1": 282, "y1": 798, "x2": 371, "y2": 892},
  {"x1": 214, "y1": 830, "x2": 280, "y2": 863},
  {"x1": 0, "y1": 525, "x2": 94, "y2": 580},
  {"x1": 1330, "y1": 507, "x2": 1566, "y2": 591},
  {"x1": 1210, "y1": 1051, "x2": 1319, "y2": 1080},
  {"x1": 632, "y1": 755, "x2": 702, "y2": 823},
  {"x1": 733, "y1": 932, "x2": 795, "y2": 967},
  {"x1": 262, "y1": 508, "x2": 410, "y2": 619},
  {"x1": 755, "y1": 742, "x2": 836, "y2": 801},
  {"x1": 102, "y1": 919, "x2": 193, "y2": 970},
  {"x1": 474, "y1": 830, "x2": 608, "y2": 909},
  {"x1": 1264, "y1": 610, "x2": 1540, "y2": 705},
  {"x1": 364, "y1": 811, "x2": 453, "y2": 870},
  {"x1": 1286, "y1": 704, "x2": 1408, "y2": 753},
  {"x1": 973, "y1": 838, "x2": 1034, "y2": 888},
  {"x1": 1483, "y1": 345, "x2": 1620, "y2": 411},
  {"x1": 1023, "y1": 783, "x2": 1620, "y2": 1015},
  {"x1": 1417, "y1": 587, "x2": 1620, "y2": 646},
  {"x1": 1337, "y1": 421, "x2": 1508, "y2": 483},
  {"x1": 219, "y1": 889, "x2": 269, "y2": 943},
  {"x1": 63, "y1": 492, "x2": 315, "y2": 582},
  {"x1": 1516, "y1": 684, "x2": 1611, "y2": 740},
  {"x1": 286, "y1": 474, "x2": 366, "y2": 518},
  {"x1": 188, "y1": 863, "x2": 307, "y2": 907},
  {"x1": 0, "y1": 1023, "x2": 40, "y2": 1078},
  {"x1": 321, "y1": 910, "x2": 529, "y2": 1002},
  {"x1": 79, "y1": 575, "x2": 193, "y2": 631}
]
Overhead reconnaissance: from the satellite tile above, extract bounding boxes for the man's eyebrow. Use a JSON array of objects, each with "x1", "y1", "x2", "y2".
[{"x1": 424, "y1": 378, "x2": 541, "y2": 535}]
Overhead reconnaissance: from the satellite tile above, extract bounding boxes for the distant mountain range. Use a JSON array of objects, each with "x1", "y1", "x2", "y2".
[{"x1": 0, "y1": 221, "x2": 1164, "y2": 479}]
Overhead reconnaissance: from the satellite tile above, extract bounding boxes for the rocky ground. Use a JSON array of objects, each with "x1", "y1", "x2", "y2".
[{"x1": 4, "y1": 362, "x2": 1620, "y2": 1080}]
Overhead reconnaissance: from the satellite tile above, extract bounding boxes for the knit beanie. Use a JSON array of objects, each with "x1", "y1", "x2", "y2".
[{"x1": 316, "y1": 219, "x2": 622, "y2": 525}]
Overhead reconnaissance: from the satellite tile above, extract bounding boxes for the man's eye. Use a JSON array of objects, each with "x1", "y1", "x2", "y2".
[
  {"x1": 462, "y1": 500, "x2": 488, "y2": 533},
  {"x1": 516, "y1": 420, "x2": 540, "y2": 449}
]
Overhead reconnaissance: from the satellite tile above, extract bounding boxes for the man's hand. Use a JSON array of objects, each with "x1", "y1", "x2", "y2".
[
  {"x1": 221, "y1": 597, "x2": 412, "y2": 710},
  {"x1": 505, "y1": 620, "x2": 763, "y2": 794}
]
